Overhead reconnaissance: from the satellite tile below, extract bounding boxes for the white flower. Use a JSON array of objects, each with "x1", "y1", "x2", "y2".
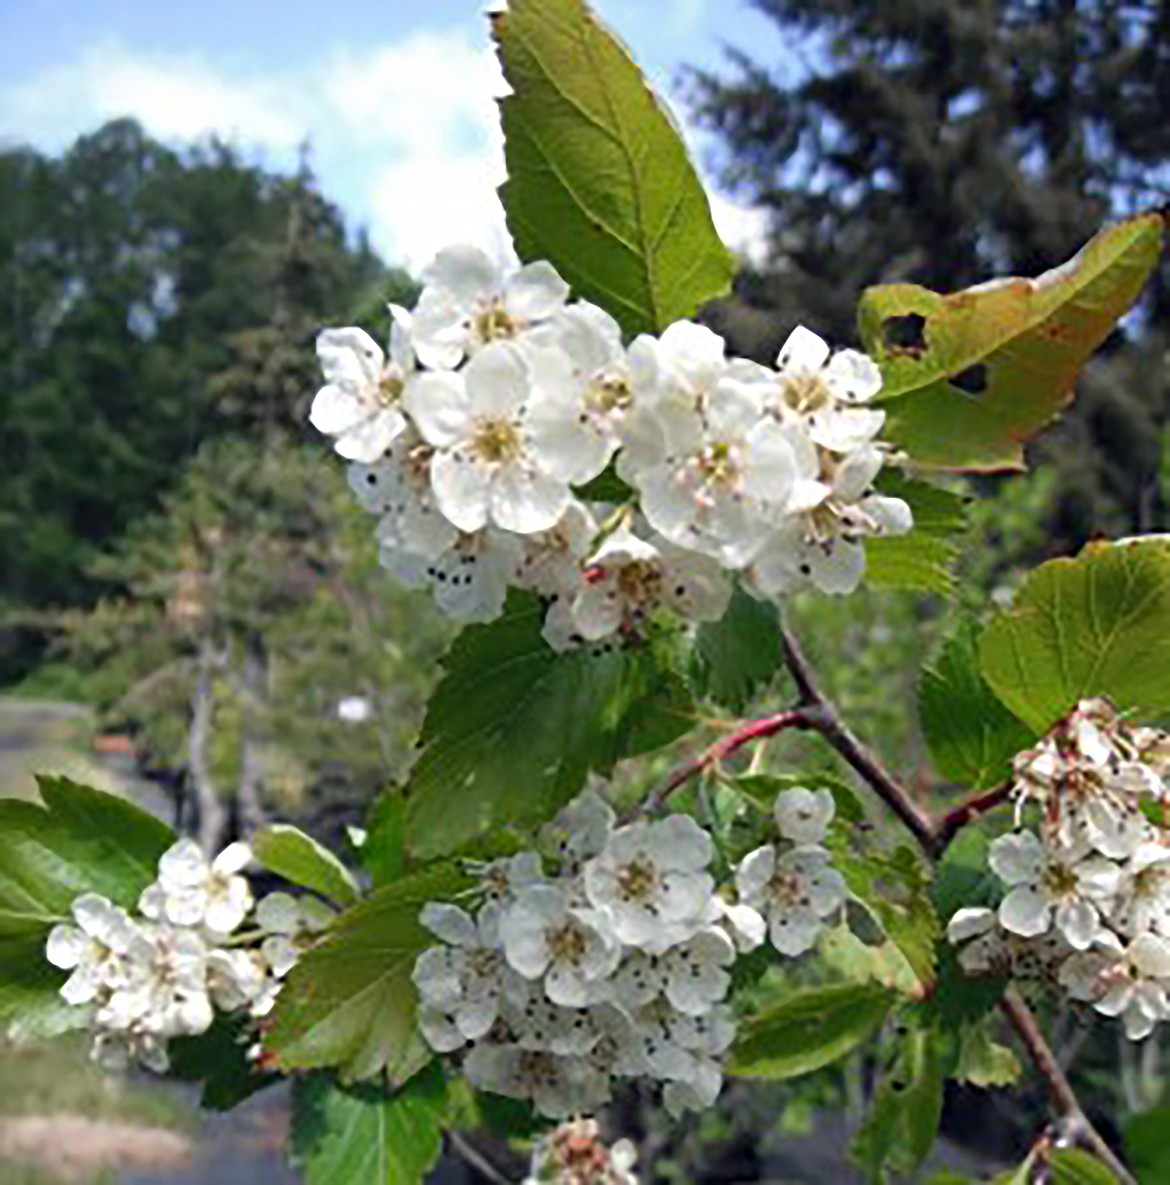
[
  {"x1": 206, "y1": 948, "x2": 269, "y2": 1013},
  {"x1": 663, "y1": 1055, "x2": 724, "y2": 1117},
  {"x1": 1114, "y1": 841, "x2": 1170, "y2": 936},
  {"x1": 499, "y1": 884, "x2": 620, "y2": 1007},
  {"x1": 503, "y1": 993, "x2": 603, "y2": 1057},
  {"x1": 710, "y1": 896, "x2": 767, "y2": 953},
  {"x1": 628, "y1": 378, "x2": 797, "y2": 568},
  {"x1": 464, "y1": 1043, "x2": 611, "y2": 1118},
  {"x1": 414, "y1": 903, "x2": 509, "y2": 1049},
  {"x1": 46, "y1": 894, "x2": 147, "y2": 1006},
  {"x1": 1077, "y1": 934, "x2": 1170, "y2": 1040},
  {"x1": 747, "y1": 436, "x2": 911, "y2": 598},
  {"x1": 736, "y1": 844, "x2": 846, "y2": 956},
  {"x1": 255, "y1": 892, "x2": 333, "y2": 980},
  {"x1": 772, "y1": 325, "x2": 886, "y2": 453},
  {"x1": 584, "y1": 815, "x2": 716, "y2": 951},
  {"x1": 989, "y1": 831, "x2": 1121, "y2": 950},
  {"x1": 382, "y1": 527, "x2": 522, "y2": 624},
  {"x1": 477, "y1": 852, "x2": 546, "y2": 908},
  {"x1": 545, "y1": 524, "x2": 730, "y2": 648},
  {"x1": 408, "y1": 342, "x2": 592, "y2": 535},
  {"x1": 411, "y1": 245, "x2": 570, "y2": 370},
  {"x1": 661, "y1": 926, "x2": 736, "y2": 1015},
  {"x1": 607, "y1": 949, "x2": 667, "y2": 1011},
  {"x1": 98, "y1": 924, "x2": 213, "y2": 1040},
  {"x1": 142, "y1": 839, "x2": 253, "y2": 936},
  {"x1": 91, "y1": 1027, "x2": 170, "y2": 1075},
  {"x1": 310, "y1": 313, "x2": 414, "y2": 463},
  {"x1": 775, "y1": 787, "x2": 836, "y2": 845},
  {"x1": 348, "y1": 429, "x2": 459, "y2": 562},
  {"x1": 515, "y1": 501, "x2": 599, "y2": 600},
  {"x1": 540, "y1": 783, "x2": 616, "y2": 873}
]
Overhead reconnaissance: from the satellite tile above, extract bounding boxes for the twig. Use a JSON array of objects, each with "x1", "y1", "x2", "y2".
[
  {"x1": 932, "y1": 781, "x2": 1015, "y2": 852},
  {"x1": 448, "y1": 1130, "x2": 515, "y2": 1185},
  {"x1": 1000, "y1": 989, "x2": 1136, "y2": 1185}
]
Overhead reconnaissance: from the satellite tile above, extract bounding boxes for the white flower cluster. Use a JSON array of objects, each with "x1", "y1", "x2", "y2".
[
  {"x1": 412, "y1": 783, "x2": 847, "y2": 1118},
  {"x1": 524, "y1": 1118, "x2": 638, "y2": 1185},
  {"x1": 311, "y1": 245, "x2": 911, "y2": 647},
  {"x1": 947, "y1": 698, "x2": 1170, "y2": 1040},
  {"x1": 45, "y1": 839, "x2": 331, "y2": 1071}
]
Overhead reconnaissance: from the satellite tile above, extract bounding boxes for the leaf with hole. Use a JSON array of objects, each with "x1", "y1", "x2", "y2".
[
  {"x1": 858, "y1": 212, "x2": 1164, "y2": 470},
  {"x1": 493, "y1": 0, "x2": 735, "y2": 335}
]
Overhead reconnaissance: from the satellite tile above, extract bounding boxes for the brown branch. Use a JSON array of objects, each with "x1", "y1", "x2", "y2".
[
  {"x1": 934, "y1": 781, "x2": 1015, "y2": 852},
  {"x1": 1001, "y1": 989, "x2": 1136, "y2": 1185}
]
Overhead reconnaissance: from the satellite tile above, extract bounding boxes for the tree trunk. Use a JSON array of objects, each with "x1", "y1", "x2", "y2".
[
  {"x1": 189, "y1": 636, "x2": 226, "y2": 855},
  {"x1": 236, "y1": 631, "x2": 270, "y2": 838}
]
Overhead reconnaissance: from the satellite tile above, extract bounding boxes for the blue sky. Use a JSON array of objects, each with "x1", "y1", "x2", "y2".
[{"x1": 0, "y1": 0, "x2": 785, "y2": 269}]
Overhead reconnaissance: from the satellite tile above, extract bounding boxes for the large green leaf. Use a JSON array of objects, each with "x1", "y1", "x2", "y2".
[
  {"x1": 0, "y1": 775, "x2": 173, "y2": 937},
  {"x1": 264, "y1": 863, "x2": 472, "y2": 1085},
  {"x1": 1125, "y1": 1105, "x2": 1170, "y2": 1182},
  {"x1": 728, "y1": 982, "x2": 894, "y2": 1079},
  {"x1": 851, "y1": 1026, "x2": 946, "y2": 1183},
  {"x1": 921, "y1": 621, "x2": 1037, "y2": 790},
  {"x1": 858, "y1": 213, "x2": 1164, "y2": 471},
  {"x1": 691, "y1": 586, "x2": 781, "y2": 710},
  {"x1": 979, "y1": 538, "x2": 1170, "y2": 733},
  {"x1": 492, "y1": 0, "x2": 735, "y2": 335},
  {"x1": 865, "y1": 470, "x2": 970, "y2": 594},
  {"x1": 291, "y1": 1066, "x2": 446, "y2": 1185},
  {"x1": 253, "y1": 824, "x2": 360, "y2": 907},
  {"x1": 404, "y1": 593, "x2": 693, "y2": 859}
]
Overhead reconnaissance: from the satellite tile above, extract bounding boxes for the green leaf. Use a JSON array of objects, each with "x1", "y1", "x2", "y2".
[
  {"x1": 0, "y1": 776, "x2": 173, "y2": 937},
  {"x1": 492, "y1": 0, "x2": 735, "y2": 335},
  {"x1": 850, "y1": 1025, "x2": 946, "y2": 1182},
  {"x1": 573, "y1": 465, "x2": 633, "y2": 504},
  {"x1": 1125, "y1": 1106, "x2": 1170, "y2": 1182},
  {"x1": 264, "y1": 863, "x2": 473, "y2": 1084},
  {"x1": 364, "y1": 790, "x2": 407, "y2": 888},
  {"x1": 954, "y1": 1021, "x2": 1020, "y2": 1088},
  {"x1": 858, "y1": 212, "x2": 1165, "y2": 471},
  {"x1": 253, "y1": 824, "x2": 360, "y2": 907},
  {"x1": 0, "y1": 933, "x2": 82, "y2": 1042},
  {"x1": 979, "y1": 538, "x2": 1170, "y2": 733},
  {"x1": 405, "y1": 592, "x2": 693, "y2": 859},
  {"x1": 729, "y1": 982, "x2": 893, "y2": 1079},
  {"x1": 691, "y1": 586, "x2": 781, "y2": 710},
  {"x1": 866, "y1": 471, "x2": 970, "y2": 594},
  {"x1": 291, "y1": 1065, "x2": 447, "y2": 1185},
  {"x1": 1050, "y1": 1148, "x2": 1121, "y2": 1185},
  {"x1": 921, "y1": 621, "x2": 1037, "y2": 790}
]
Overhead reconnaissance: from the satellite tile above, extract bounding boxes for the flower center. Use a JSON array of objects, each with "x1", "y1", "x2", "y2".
[
  {"x1": 616, "y1": 855, "x2": 660, "y2": 903},
  {"x1": 378, "y1": 368, "x2": 405, "y2": 406},
  {"x1": 548, "y1": 923, "x2": 588, "y2": 965},
  {"x1": 472, "y1": 416, "x2": 522, "y2": 464},
  {"x1": 616, "y1": 560, "x2": 662, "y2": 607},
  {"x1": 779, "y1": 372, "x2": 832, "y2": 414},
  {"x1": 767, "y1": 869, "x2": 803, "y2": 906},
  {"x1": 472, "y1": 299, "x2": 517, "y2": 345},
  {"x1": 1042, "y1": 863, "x2": 1080, "y2": 897},
  {"x1": 698, "y1": 439, "x2": 739, "y2": 487},
  {"x1": 587, "y1": 374, "x2": 632, "y2": 415}
]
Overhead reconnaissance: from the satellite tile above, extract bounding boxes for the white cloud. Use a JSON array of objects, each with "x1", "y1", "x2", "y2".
[{"x1": 0, "y1": 27, "x2": 767, "y2": 274}]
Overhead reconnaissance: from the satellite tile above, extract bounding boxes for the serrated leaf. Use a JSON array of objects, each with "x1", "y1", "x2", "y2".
[
  {"x1": 691, "y1": 586, "x2": 781, "y2": 710},
  {"x1": 858, "y1": 212, "x2": 1165, "y2": 471},
  {"x1": 866, "y1": 471, "x2": 970, "y2": 594},
  {"x1": 264, "y1": 863, "x2": 472, "y2": 1084},
  {"x1": 979, "y1": 538, "x2": 1170, "y2": 733},
  {"x1": 1124, "y1": 1105, "x2": 1170, "y2": 1182},
  {"x1": 493, "y1": 0, "x2": 735, "y2": 335},
  {"x1": 253, "y1": 824, "x2": 360, "y2": 907},
  {"x1": 1050, "y1": 1148, "x2": 1121, "y2": 1185},
  {"x1": 850, "y1": 1026, "x2": 946, "y2": 1183},
  {"x1": 921, "y1": 621, "x2": 1037, "y2": 790},
  {"x1": 404, "y1": 592, "x2": 693, "y2": 859},
  {"x1": 729, "y1": 982, "x2": 893, "y2": 1079},
  {"x1": 291, "y1": 1065, "x2": 446, "y2": 1185}
]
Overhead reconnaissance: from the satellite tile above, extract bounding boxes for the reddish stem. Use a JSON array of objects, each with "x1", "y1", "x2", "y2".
[{"x1": 934, "y1": 781, "x2": 1015, "y2": 851}]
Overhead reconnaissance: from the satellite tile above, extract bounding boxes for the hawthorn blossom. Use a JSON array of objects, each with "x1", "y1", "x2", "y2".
[
  {"x1": 411, "y1": 245, "x2": 570, "y2": 370},
  {"x1": 515, "y1": 501, "x2": 599, "y2": 599},
  {"x1": 661, "y1": 927, "x2": 736, "y2": 1015},
  {"x1": 584, "y1": 815, "x2": 716, "y2": 950},
  {"x1": 736, "y1": 844, "x2": 846, "y2": 956},
  {"x1": 989, "y1": 830, "x2": 1121, "y2": 950},
  {"x1": 525, "y1": 1119, "x2": 639, "y2": 1185},
  {"x1": 46, "y1": 895, "x2": 146, "y2": 1006},
  {"x1": 775, "y1": 786, "x2": 836, "y2": 846},
  {"x1": 543, "y1": 524, "x2": 730, "y2": 649},
  {"x1": 407, "y1": 342, "x2": 592, "y2": 535},
  {"x1": 139, "y1": 840, "x2": 253, "y2": 936},
  {"x1": 1063, "y1": 934, "x2": 1170, "y2": 1039},
  {"x1": 499, "y1": 885, "x2": 621, "y2": 1007},
  {"x1": 464, "y1": 1043, "x2": 611, "y2": 1118},
  {"x1": 310, "y1": 312, "x2": 415, "y2": 463}
]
